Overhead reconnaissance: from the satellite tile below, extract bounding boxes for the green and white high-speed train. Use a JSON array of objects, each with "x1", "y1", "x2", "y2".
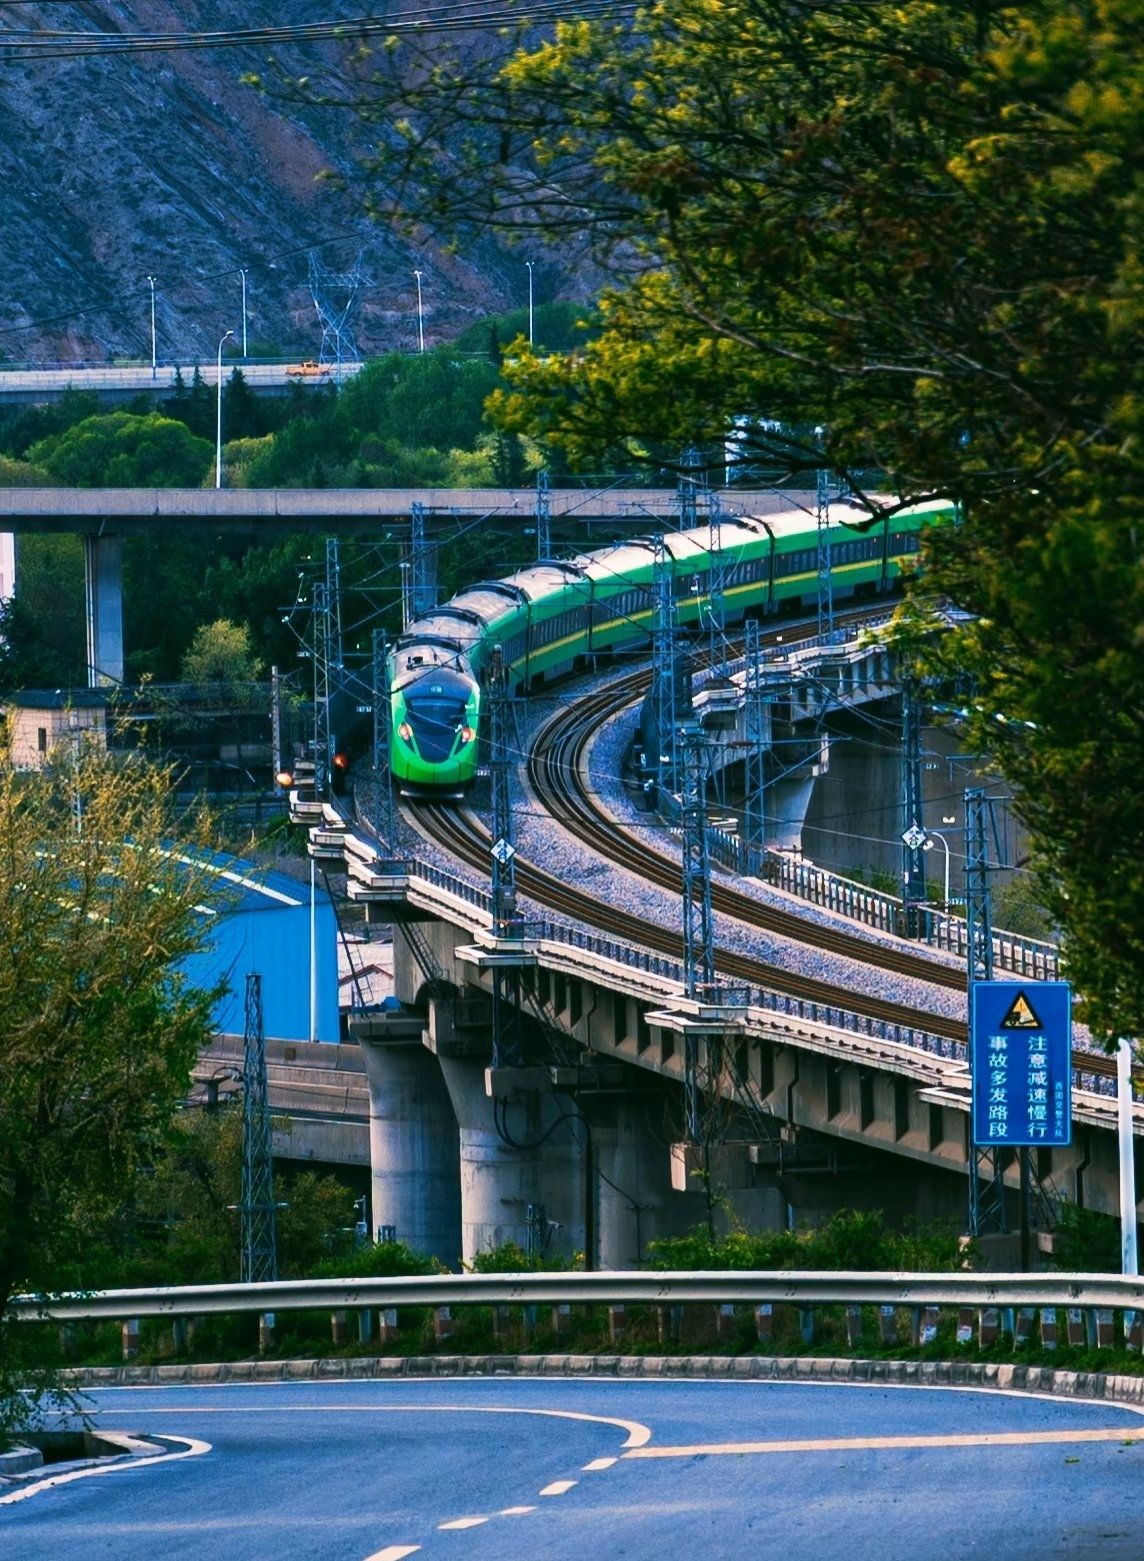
[{"x1": 385, "y1": 496, "x2": 953, "y2": 796}]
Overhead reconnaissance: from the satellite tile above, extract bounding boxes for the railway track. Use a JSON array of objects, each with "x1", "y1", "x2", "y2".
[
  {"x1": 418, "y1": 799, "x2": 965, "y2": 1045},
  {"x1": 405, "y1": 613, "x2": 1120, "y2": 1086}
]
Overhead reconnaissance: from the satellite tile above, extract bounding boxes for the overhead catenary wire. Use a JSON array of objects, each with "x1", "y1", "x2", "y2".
[{"x1": 0, "y1": 0, "x2": 641, "y2": 60}]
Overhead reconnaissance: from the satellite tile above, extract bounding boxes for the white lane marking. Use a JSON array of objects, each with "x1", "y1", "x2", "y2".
[
  {"x1": 539, "y1": 1479, "x2": 578, "y2": 1496},
  {"x1": 625, "y1": 1426, "x2": 1144, "y2": 1458},
  {"x1": 500, "y1": 1506, "x2": 537, "y2": 1516},
  {"x1": 438, "y1": 1517, "x2": 489, "y2": 1530},
  {"x1": 0, "y1": 1435, "x2": 211, "y2": 1506},
  {"x1": 363, "y1": 1547, "x2": 421, "y2": 1561},
  {"x1": 582, "y1": 1457, "x2": 617, "y2": 1471},
  {"x1": 88, "y1": 1375, "x2": 1144, "y2": 1425},
  {"x1": 84, "y1": 1402, "x2": 653, "y2": 1448}
]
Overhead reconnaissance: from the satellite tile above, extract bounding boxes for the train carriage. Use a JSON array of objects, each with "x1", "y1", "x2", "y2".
[{"x1": 383, "y1": 496, "x2": 955, "y2": 795}]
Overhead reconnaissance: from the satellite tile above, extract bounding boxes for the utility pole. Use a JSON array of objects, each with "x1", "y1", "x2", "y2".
[
  {"x1": 488, "y1": 646, "x2": 523, "y2": 1066},
  {"x1": 239, "y1": 268, "x2": 248, "y2": 359},
  {"x1": 679, "y1": 723, "x2": 716, "y2": 1142},
  {"x1": 371, "y1": 628, "x2": 397, "y2": 853},
  {"x1": 815, "y1": 463, "x2": 835, "y2": 640},
  {"x1": 146, "y1": 275, "x2": 157, "y2": 380},
  {"x1": 899, "y1": 679, "x2": 927, "y2": 937},
  {"x1": 650, "y1": 534, "x2": 679, "y2": 797},
  {"x1": 413, "y1": 270, "x2": 425, "y2": 354},
  {"x1": 966, "y1": 787, "x2": 1005, "y2": 1237},
  {"x1": 240, "y1": 973, "x2": 278, "y2": 1285},
  {"x1": 535, "y1": 468, "x2": 551, "y2": 563}
]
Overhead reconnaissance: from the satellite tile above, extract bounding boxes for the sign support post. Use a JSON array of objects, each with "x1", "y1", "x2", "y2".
[{"x1": 1118, "y1": 1039, "x2": 1138, "y2": 1277}]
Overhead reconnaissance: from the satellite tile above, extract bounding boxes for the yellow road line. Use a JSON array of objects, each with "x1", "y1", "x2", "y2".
[{"x1": 625, "y1": 1427, "x2": 1141, "y2": 1459}]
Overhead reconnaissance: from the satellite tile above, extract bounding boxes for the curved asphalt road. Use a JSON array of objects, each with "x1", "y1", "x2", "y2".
[{"x1": 3, "y1": 1377, "x2": 1144, "y2": 1560}]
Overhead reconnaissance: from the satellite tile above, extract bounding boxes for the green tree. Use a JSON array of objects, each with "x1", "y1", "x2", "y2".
[
  {"x1": 0, "y1": 749, "x2": 222, "y2": 1427},
  {"x1": 0, "y1": 535, "x2": 86, "y2": 689},
  {"x1": 180, "y1": 618, "x2": 264, "y2": 685},
  {"x1": 353, "y1": 0, "x2": 1144, "y2": 1040},
  {"x1": 28, "y1": 411, "x2": 212, "y2": 488}
]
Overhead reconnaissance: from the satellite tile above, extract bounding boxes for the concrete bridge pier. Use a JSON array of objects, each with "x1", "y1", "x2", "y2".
[
  {"x1": 84, "y1": 532, "x2": 124, "y2": 686},
  {"x1": 353, "y1": 1013, "x2": 461, "y2": 1268},
  {"x1": 436, "y1": 1052, "x2": 584, "y2": 1266},
  {"x1": 588, "y1": 1094, "x2": 706, "y2": 1269}
]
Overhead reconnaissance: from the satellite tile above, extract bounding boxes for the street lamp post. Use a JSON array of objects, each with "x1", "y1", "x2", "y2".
[
  {"x1": 922, "y1": 817, "x2": 958, "y2": 906},
  {"x1": 525, "y1": 261, "x2": 535, "y2": 345},
  {"x1": 215, "y1": 329, "x2": 234, "y2": 489},
  {"x1": 413, "y1": 270, "x2": 425, "y2": 353},
  {"x1": 146, "y1": 276, "x2": 157, "y2": 380},
  {"x1": 239, "y1": 268, "x2": 248, "y2": 358}
]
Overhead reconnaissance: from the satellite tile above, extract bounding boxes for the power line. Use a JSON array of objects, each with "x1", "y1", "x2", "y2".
[{"x1": 0, "y1": 0, "x2": 641, "y2": 60}]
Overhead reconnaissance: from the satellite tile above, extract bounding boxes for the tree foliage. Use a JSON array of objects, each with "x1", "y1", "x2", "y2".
[
  {"x1": 27, "y1": 411, "x2": 213, "y2": 488},
  {"x1": 180, "y1": 618, "x2": 264, "y2": 686},
  {"x1": 0, "y1": 747, "x2": 222, "y2": 1420},
  {"x1": 347, "y1": 0, "x2": 1144, "y2": 1039}
]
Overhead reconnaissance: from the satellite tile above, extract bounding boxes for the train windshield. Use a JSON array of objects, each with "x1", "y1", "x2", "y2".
[{"x1": 405, "y1": 676, "x2": 472, "y2": 761}]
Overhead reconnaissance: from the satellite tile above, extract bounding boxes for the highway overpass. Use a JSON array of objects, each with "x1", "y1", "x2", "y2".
[
  {"x1": 0, "y1": 485, "x2": 810, "y2": 685},
  {"x1": 0, "y1": 360, "x2": 363, "y2": 404}
]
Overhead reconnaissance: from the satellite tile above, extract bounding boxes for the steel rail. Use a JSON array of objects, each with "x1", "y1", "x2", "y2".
[
  {"x1": 420, "y1": 801, "x2": 966, "y2": 1045},
  {"x1": 12, "y1": 1270, "x2": 1144, "y2": 1321}
]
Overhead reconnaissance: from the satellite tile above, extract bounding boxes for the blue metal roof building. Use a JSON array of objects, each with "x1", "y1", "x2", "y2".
[{"x1": 183, "y1": 853, "x2": 340, "y2": 1043}]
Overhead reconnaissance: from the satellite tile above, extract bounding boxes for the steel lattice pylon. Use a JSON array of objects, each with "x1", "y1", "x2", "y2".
[
  {"x1": 678, "y1": 444, "x2": 703, "y2": 531},
  {"x1": 900, "y1": 679, "x2": 927, "y2": 936},
  {"x1": 679, "y1": 724, "x2": 716, "y2": 1142},
  {"x1": 651, "y1": 534, "x2": 679, "y2": 796},
  {"x1": 705, "y1": 518, "x2": 725, "y2": 679},
  {"x1": 488, "y1": 645, "x2": 523, "y2": 1066},
  {"x1": 241, "y1": 973, "x2": 278, "y2": 1285},
  {"x1": 816, "y1": 466, "x2": 835, "y2": 639},
  {"x1": 371, "y1": 628, "x2": 397, "y2": 852},
  {"x1": 402, "y1": 501, "x2": 437, "y2": 629},
  {"x1": 742, "y1": 618, "x2": 771, "y2": 872},
  {"x1": 307, "y1": 251, "x2": 370, "y2": 379},
  {"x1": 965, "y1": 787, "x2": 1006, "y2": 1236},
  {"x1": 535, "y1": 469, "x2": 551, "y2": 562},
  {"x1": 311, "y1": 580, "x2": 334, "y2": 799}
]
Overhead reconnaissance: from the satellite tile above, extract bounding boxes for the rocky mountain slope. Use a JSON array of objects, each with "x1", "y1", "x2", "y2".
[{"x1": 0, "y1": 1, "x2": 554, "y2": 364}]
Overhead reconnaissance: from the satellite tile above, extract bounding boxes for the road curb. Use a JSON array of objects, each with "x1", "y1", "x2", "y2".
[{"x1": 60, "y1": 1354, "x2": 1144, "y2": 1407}]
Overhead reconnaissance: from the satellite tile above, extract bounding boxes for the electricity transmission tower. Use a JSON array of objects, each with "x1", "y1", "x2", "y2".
[
  {"x1": 402, "y1": 501, "x2": 437, "y2": 630},
  {"x1": 816, "y1": 465, "x2": 835, "y2": 639},
  {"x1": 535, "y1": 469, "x2": 551, "y2": 562},
  {"x1": 900, "y1": 678, "x2": 927, "y2": 936},
  {"x1": 488, "y1": 646, "x2": 523, "y2": 1066},
  {"x1": 679, "y1": 723, "x2": 716, "y2": 1142},
  {"x1": 371, "y1": 627, "x2": 397, "y2": 852},
  {"x1": 965, "y1": 788, "x2": 1007, "y2": 1237},
  {"x1": 307, "y1": 251, "x2": 370, "y2": 379},
  {"x1": 240, "y1": 973, "x2": 278, "y2": 1285},
  {"x1": 650, "y1": 534, "x2": 679, "y2": 796},
  {"x1": 677, "y1": 444, "x2": 706, "y2": 530}
]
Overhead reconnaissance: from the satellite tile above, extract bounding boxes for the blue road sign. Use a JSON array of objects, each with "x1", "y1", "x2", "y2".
[{"x1": 971, "y1": 981, "x2": 1071, "y2": 1148}]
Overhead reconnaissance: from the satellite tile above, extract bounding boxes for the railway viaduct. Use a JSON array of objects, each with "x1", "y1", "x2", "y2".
[{"x1": 288, "y1": 787, "x2": 1142, "y2": 1273}]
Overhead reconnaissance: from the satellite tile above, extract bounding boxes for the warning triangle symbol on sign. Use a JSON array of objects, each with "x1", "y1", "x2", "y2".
[{"x1": 1001, "y1": 991, "x2": 1041, "y2": 1029}]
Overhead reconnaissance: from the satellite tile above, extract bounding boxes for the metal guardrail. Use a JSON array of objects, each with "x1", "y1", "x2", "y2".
[{"x1": 12, "y1": 1270, "x2": 1144, "y2": 1322}]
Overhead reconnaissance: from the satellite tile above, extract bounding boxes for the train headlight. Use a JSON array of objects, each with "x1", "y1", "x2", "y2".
[
  {"x1": 459, "y1": 725, "x2": 476, "y2": 744},
  {"x1": 398, "y1": 721, "x2": 413, "y2": 743}
]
